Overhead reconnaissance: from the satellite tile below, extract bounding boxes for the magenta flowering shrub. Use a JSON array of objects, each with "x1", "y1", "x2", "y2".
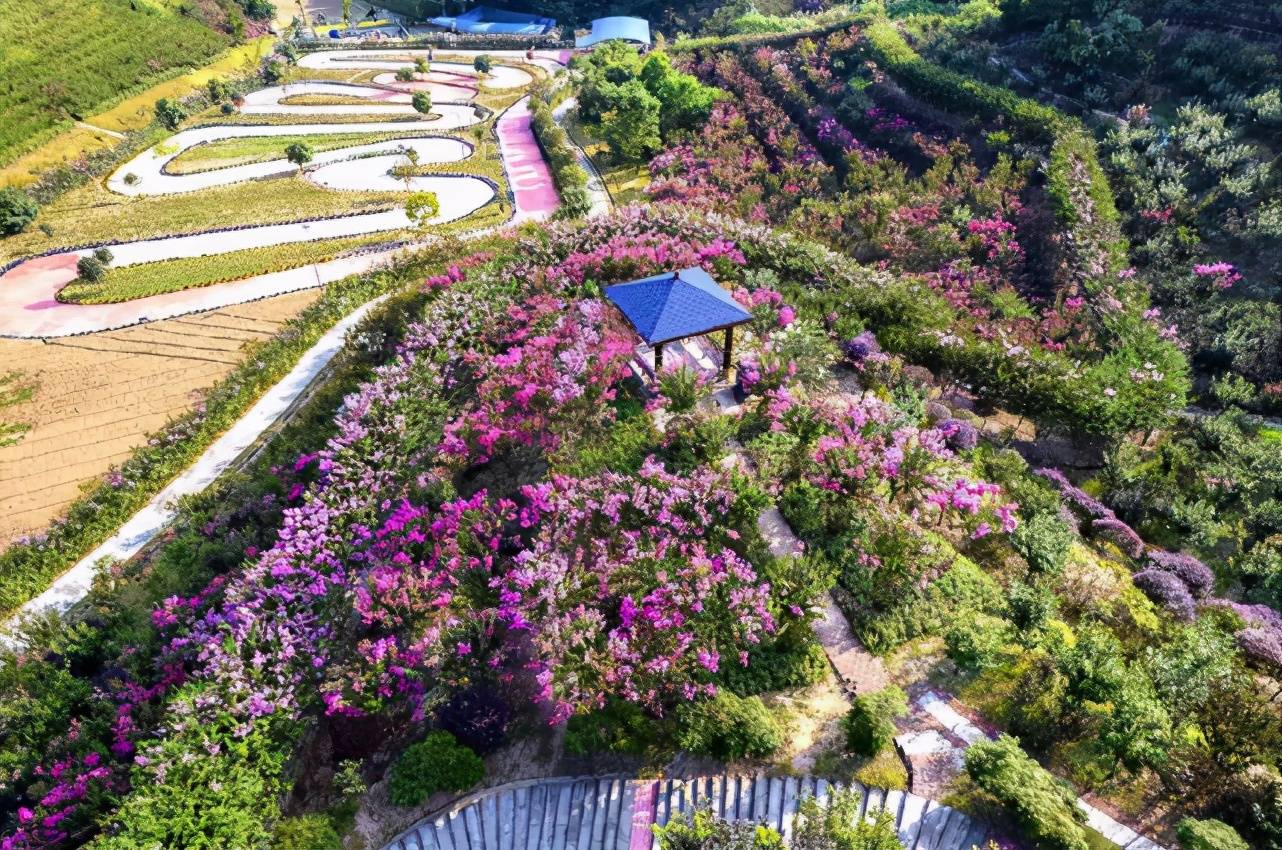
[
  {"x1": 733, "y1": 285, "x2": 794, "y2": 337},
  {"x1": 496, "y1": 460, "x2": 777, "y2": 718},
  {"x1": 438, "y1": 296, "x2": 635, "y2": 464},
  {"x1": 759, "y1": 392, "x2": 1018, "y2": 540},
  {"x1": 1192, "y1": 261, "x2": 1241, "y2": 291}
]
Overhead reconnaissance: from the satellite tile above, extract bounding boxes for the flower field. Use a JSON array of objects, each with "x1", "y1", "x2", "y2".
[
  {"x1": 0, "y1": 196, "x2": 1273, "y2": 849},
  {"x1": 2, "y1": 7, "x2": 1281, "y2": 850},
  {"x1": 658, "y1": 26, "x2": 1187, "y2": 441}
]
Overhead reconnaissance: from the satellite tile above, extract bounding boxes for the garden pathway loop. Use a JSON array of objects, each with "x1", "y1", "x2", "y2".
[
  {"x1": 0, "y1": 50, "x2": 568, "y2": 339},
  {"x1": 381, "y1": 774, "x2": 991, "y2": 850}
]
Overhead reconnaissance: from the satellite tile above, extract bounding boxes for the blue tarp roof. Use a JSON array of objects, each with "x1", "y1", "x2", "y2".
[
  {"x1": 428, "y1": 6, "x2": 555, "y2": 35},
  {"x1": 575, "y1": 16, "x2": 651, "y2": 48},
  {"x1": 604, "y1": 267, "x2": 750, "y2": 346}
]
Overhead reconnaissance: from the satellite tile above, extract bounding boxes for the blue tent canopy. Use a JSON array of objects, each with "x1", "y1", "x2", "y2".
[
  {"x1": 575, "y1": 16, "x2": 651, "y2": 48},
  {"x1": 428, "y1": 6, "x2": 555, "y2": 35},
  {"x1": 604, "y1": 267, "x2": 750, "y2": 347}
]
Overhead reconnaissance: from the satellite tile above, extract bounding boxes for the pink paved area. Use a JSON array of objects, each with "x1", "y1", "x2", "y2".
[
  {"x1": 0, "y1": 250, "x2": 389, "y2": 338},
  {"x1": 627, "y1": 781, "x2": 657, "y2": 850},
  {"x1": 497, "y1": 97, "x2": 559, "y2": 223}
]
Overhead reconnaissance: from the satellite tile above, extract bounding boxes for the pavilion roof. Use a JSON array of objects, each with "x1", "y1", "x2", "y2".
[{"x1": 604, "y1": 267, "x2": 750, "y2": 346}]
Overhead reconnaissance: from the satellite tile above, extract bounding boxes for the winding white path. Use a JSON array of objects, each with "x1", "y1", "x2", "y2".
[
  {"x1": 298, "y1": 51, "x2": 536, "y2": 88},
  {"x1": 111, "y1": 130, "x2": 479, "y2": 195},
  {"x1": 0, "y1": 50, "x2": 573, "y2": 338},
  {"x1": 5, "y1": 294, "x2": 390, "y2": 629}
]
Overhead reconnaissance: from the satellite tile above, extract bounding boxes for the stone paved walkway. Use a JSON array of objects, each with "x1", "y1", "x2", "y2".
[
  {"x1": 709, "y1": 389, "x2": 1165, "y2": 849},
  {"x1": 899, "y1": 691, "x2": 1166, "y2": 850},
  {"x1": 382, "y1": 775, "x2": 991, "y2": 850},
  {"x1": 709, "y1": 391, "x2": 892, "y2": 697}
]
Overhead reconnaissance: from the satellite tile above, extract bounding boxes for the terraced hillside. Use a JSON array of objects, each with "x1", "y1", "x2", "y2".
[{"x1": 0, "y1": 0, "x2": 232, "y2": 164}]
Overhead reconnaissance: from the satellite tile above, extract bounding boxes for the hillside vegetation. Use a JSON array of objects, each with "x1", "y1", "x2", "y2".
[{"x1": 0, "y1": 0, "x2": 231, "y2": 165}]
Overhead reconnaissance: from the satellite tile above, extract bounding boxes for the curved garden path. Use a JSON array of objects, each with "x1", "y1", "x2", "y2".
[
  {"x1": 0, "y1": 50, "x2": 565, "y2": 339},
  {"x1": 382, "y1": 774, "x2": 990, "y2": 850}
]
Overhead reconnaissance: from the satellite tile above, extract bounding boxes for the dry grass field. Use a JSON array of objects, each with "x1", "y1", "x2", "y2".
[{"x1": 0, "y1": 288, "x2": 320, "y2": 545}]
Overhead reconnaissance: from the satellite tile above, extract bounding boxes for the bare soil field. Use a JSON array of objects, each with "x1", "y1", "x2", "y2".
[{"x1": 0, "y1": 288, "x2": 320, "y2": 545}]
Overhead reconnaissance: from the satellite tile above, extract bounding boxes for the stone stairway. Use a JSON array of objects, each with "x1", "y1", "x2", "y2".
[{"x1": 381, "y1": 774, "x2": 991, "y2": 850}]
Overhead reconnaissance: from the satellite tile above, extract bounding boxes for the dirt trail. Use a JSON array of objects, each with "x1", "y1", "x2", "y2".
[{"x1": 0, "y1": 289, "x2": 319, "y2": 545}]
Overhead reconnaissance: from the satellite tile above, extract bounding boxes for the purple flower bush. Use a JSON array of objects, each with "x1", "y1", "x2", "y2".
[
  {"x1": 1144, "y1": 550, "x2": 1214, "y2": 597},
  {"x1": 1035, "y1": 467, "x2": 1117, "y2": 522},
  {"x1": 939, "y1": 418, "x2": 979, "y2": 453},
  {"x1": 1091, "y1": 517, "x2": 1146, "y2": 560},
  {"x1": 756, "y1": 391, "x2": 1018, "y2": 540},
  {"x1": 842, "y1": 330, "x2": 881, "y2": 364},
  {"x1": 496, "y1": 460, "x2": 779, "y2": 718},
  {"x1": 1132, "y1": 569, "x2": 1196, "y2": 620},
  {"x1": 438, "y1": 296, "x2": 636, "y2": 464}
]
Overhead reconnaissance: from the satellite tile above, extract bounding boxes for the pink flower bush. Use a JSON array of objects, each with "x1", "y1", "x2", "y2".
[
  {"x1": 495, "y1": 460, "x2": 778, "y2": 718},
  {"x1": 439, "y1": 297, "x2": 635, "y2": 464},
  {"x1": 1193, "y1": 261, "x2": 1241, "y2": 290}
]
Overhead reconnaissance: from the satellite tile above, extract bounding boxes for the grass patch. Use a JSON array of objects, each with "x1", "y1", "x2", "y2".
[
  {"x1": 810, "y1": 745, "x2": 910, "y2": 790},
  {"x1": 0, "y1": 0, "x2": 233, "y2": 165},
  {"x1": 0, "y1": 38, "x2": 273, "y2": 188},
  {"x1": 89, "y1": 37, "x2": 275, "y2": 134},
  {"x1": 166, "y1": 131, "x2": 420, "y2": 174},
  {"x1": 278, "y1": 93, "x2": 382, "y2": 106},
  {"x1": 58, "y1": 235, "x2": 390, "y2": 304}
]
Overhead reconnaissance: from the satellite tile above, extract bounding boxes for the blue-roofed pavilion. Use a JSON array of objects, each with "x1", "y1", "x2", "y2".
[
  {"x1": 575, "y1": 16, "x2": 651, "y2": 48},
  {"x1": 604, "y1": 267, "x2": 750, "y2": 371}
]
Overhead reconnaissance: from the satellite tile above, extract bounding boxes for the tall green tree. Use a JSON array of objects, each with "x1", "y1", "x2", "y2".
[{"x1": 600, "y1": 79, "x2": 662, "y2": 162}]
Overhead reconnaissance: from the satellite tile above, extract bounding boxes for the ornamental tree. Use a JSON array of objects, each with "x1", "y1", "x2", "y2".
[
  {"x1": 404, "y1": 191, "x2": 439, "y2": 227},
  {"x1": 285, "y1": 141, "x2": 313, "y2": 174},
  {"x1": 600, "y1": 80, "x2": 662, "y2": 163},
  {"x1": 0, "y1": 187, "x2": 38, "y2": 235}
]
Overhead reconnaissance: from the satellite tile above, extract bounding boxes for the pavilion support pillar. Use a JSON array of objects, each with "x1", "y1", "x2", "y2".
[
  {"x1": 654, "y1": 342, "x2": 664, "y2": 369},
  {"x1": 723, "y1": 327, "x2": 734, "y2": 372}
]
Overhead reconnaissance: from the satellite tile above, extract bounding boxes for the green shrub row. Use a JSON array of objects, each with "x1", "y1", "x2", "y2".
[
  {"x1": 672, "y1": 14, "x2": 862, "y2": 53},
  {"x1": 965, "y1": 735, "x2": 1089, "y2": 850},
  {"x1": 860, "y1": 19, "x2": 1066, "y2": 141}
]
